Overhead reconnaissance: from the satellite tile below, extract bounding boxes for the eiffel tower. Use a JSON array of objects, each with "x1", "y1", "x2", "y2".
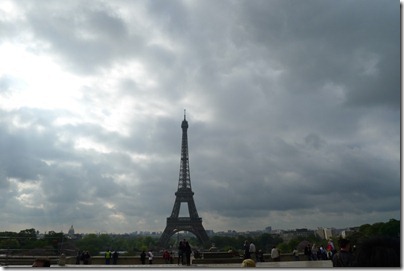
[{"x1": 158, "y1": 111, "x2": 209, "y2": 247}]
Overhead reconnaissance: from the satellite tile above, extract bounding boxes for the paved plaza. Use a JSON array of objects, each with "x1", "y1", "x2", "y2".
[{"x1": 4, "y1": 260, "x2": 333, "y2": 268}]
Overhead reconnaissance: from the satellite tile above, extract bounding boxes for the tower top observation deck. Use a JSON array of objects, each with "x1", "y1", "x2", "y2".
[{"x1": 181, "y1": 109, "x2": 188, "y2": 129}]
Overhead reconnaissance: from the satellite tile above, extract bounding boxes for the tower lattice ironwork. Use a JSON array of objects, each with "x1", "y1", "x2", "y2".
[{"x1": 158, "y1": 111, "x2": 209, "y2": 247}]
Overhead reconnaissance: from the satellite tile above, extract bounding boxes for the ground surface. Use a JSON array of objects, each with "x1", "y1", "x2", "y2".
[{"x1": 4, "y1": 260, "x2": 333, "y2": 268}]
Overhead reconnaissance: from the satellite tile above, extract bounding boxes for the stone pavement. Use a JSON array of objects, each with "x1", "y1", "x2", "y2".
[{"x1": 3, "y1": 260, "x2": 333, "y2": 268}]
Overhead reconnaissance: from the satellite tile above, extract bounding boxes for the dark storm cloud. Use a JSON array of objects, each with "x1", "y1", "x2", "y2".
[{"x1": 0, "y1": 0, "x2": 399, "y2": 233}]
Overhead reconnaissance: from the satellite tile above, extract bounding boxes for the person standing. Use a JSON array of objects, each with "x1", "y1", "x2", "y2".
[
  {"x1": 178, "y1": 241, "x2": 184, "y2": 265},
  {"x1": 75, "y1": 251, "x2": 81, "y2": 265},
  {"x1": 311, "y1": 243, "x2": 318, "y2": 260},
  {"x1": 249, "y1": 241, "x2": 256, "y2": 261},
  {"x1": 83, "y1": 251, "x2": 91, "y2": 265},
  {"x1": 326, "y1": 239, "x2": 334, "y2": 259},
  {"x1": 112, "y1": 250, "x2": 118, "y2": 265},
  {"x1": 148, "y1": 249, "x2": 154, "y2": 264},
  {"x1": 304, "y1": 244, "x2": 312, "y2": 261},
  {"x1": 292, "y1": 247, "x2": 299, "y2": 261},
  {"x1": 332, "y1": 239, "x2": 353, "y2": 267},
  {"x1": 140, "y1": 251, "x2": 146, "y2": 265},
  {"x1": 271, "y1": 246, "x2": 280, "y2": 262},
  {"x1": 169, "y1": 251, "x2": 174, "y2": 264},
  {"x1": 80, "y1": 251, "x2": 85, "y2": 264},
  {"x1": 243, "y1": 240, "x2": 251, "y2": 259},
  {"x1": 163, "y1": 250, "x2": 170, "y2": 264},
  {"x1": 185, "y1": 241, "x2": 192, "y2": 266},
  {"x1": 105, "y1": 250, "x2": 111, "y2": 264}
]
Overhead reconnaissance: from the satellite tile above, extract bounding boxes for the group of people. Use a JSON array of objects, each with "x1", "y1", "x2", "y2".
[
  {"x1": 300, "y1": 236, "x2": 400, "y2": 267},
  {"x1": 177, "y1": 239, "x2": 193, "y2": 265},
  {"x1": 242, "y1": 240, "x2": 265, "y2": 262},
  {"x1": 75, "y1": 251, "x2": 91, "y2": 265},
  {"x1": 140, "y1": 239, "x2": 192, "y2": 265},
  {"x1": 138, "y1": 238, "x2": 193, "y2": 266},
  {"x1": 162, "y1": 250, "x2": 174, "y2": 264},
  {"x1": 104, "y1": 250, "x2": 119, "y2": 264},
  {"x1": 140, "y1": 249, "x2": 154, "y2": 264},
  {"x1": 303, "y1": 240, "x2": 334, "y2": 261}
]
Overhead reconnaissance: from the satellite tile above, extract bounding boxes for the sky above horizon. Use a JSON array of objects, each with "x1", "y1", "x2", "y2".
[{"x1": 0, "y1": 0, "x2": 400, "y2": 234}]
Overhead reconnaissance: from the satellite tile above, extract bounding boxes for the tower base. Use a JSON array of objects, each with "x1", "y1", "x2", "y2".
[{"x1": 159, "y1": 217, "x2": 209, "y2": 248}]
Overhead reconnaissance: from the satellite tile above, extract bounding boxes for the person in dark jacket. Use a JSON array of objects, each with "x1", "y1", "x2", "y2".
[
  {"x1": 304, "y1": 244, "x2": 311, "y2": 261},
  {"x1": 332, "y1": 239, "x2": 353, "y2": 267},
  {"x1": 140, "y1": 251, "x2": 146, "y2": 265},
  {"x1": 243, "y1": 240, "x2": 251, "y2": 259},
  {"x1": 112, "y1": 250, "x2": 119, "y2": 264},
  {"x1": 185, "y1": 241, "x2": 192, "y2": 266}
]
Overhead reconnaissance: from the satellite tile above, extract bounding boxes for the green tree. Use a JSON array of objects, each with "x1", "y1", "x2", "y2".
[
  {"x1": 379, "y1": 219, "x2": 400, "y2": 237},
  {"x1": 254, "y1": 233, "x2": 283, "y2": 252},
  {"x1": 17, "y1": 228, "x2": 37, "y2": 249},
  {"x1": 76, "y1": 234, "x2": 103, "y2": 255},
  {"x1": 18, "y1": 228, "x2": 36, "y2": 238},
  {"x1": 358, "y1": 224, "x2": 372, "y2": 236},
  {"x1": 357, "y1": 219, "x2": 400, "y2": 238},
  {"x1": 0, "y1": 238, "x2": 20, "y2": 250}
]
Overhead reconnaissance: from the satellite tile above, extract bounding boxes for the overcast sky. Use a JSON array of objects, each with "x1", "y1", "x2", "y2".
[{"x1": 0, "y1": 0, "x2": 400, "y2": 234}]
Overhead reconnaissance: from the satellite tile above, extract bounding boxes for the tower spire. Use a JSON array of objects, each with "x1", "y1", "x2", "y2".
[{"x1": 184, "y1": 109, "x2": 186, "y2": 120}]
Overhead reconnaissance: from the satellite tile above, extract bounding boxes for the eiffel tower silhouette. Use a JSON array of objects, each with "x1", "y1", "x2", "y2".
[{"x1": 158, "y1": 111, "x2": 209, "y2": 247}]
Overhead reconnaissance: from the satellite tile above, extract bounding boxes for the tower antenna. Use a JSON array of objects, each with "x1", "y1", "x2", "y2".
[{"x1": 184, "y1": 109, "x2": 186, "y2": 120}]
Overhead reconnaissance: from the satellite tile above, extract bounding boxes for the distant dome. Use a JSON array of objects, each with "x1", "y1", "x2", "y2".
[{"x1": 68, "y1": 225, "x2": 75, "y2": 235}]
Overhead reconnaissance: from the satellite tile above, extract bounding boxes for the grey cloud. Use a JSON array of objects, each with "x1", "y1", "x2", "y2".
[
  {"x1": 0, "y1": 0, "x2": 399, "y2": 233},
  {"x1": 25, "y1": 2, "x2": 137, "y2": 73}
]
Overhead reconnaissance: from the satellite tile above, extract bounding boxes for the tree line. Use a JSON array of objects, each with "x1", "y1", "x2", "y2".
[{"x1": 0, "y1": 219, "x2": 399, "y2": 256}]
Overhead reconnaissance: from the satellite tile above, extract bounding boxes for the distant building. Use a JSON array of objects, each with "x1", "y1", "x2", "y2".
[
  {"x1": 206, "y1": 230, "x2": 214, "y2": 236},
  {"x1": 68, "y1": 225, "x2": 75, "y2": 237},
  {"x1": 271, "y1": 229, "x2": 282, "y2": 234},
  {"x1": 280, "y1": 230, "x2": 295, "y2": 242},
  {"x1": 341, "y1": 227, "x2": 359, "y2": 238},
  {"x1": 316, "y1": 227, "x2": 335, "y2": 239},
  {"x1": 264, "y1": 226, "x2": 272, "y2": 233},
  {"x1": 324, "y1": 228, "x2": 333, "y2": 239}
]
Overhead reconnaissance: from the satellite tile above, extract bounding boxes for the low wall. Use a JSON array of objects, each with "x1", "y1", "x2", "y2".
[{"x1": 0, "y1": 253, "x2": 306, "y2": 266}]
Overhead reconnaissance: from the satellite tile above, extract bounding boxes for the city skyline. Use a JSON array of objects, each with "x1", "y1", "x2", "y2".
[
  {"x1": 0, "y1": 0, "x2": 400, "y2": 234},
  {"x1": 12, "y1": 220, "x2": 383, "y2": 236}
]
